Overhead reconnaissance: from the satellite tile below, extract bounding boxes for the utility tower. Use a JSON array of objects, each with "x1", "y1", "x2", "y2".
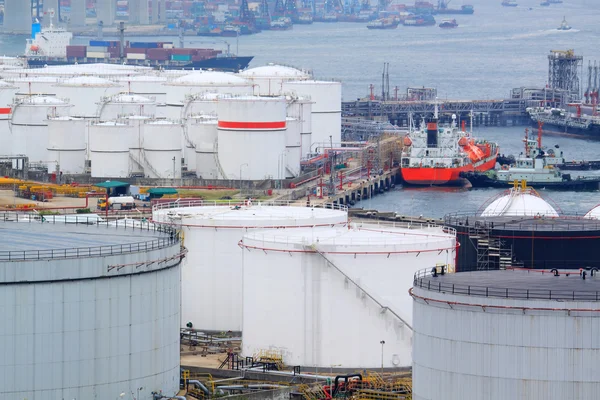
[
  {"x1": 274, "y1": 0, "x2": 286, "y2": 17},
  {"x1": 547, "y1": 49, "x2": 583, "y2": 99},
  {"x1": 240, "y1": 0, "x2": 256, "y2": 25},
  {"x1": 285, "y1": 0, "x2": 298, "y2": 18}
]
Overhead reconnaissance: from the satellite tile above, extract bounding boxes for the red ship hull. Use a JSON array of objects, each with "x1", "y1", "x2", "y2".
[{"x1": 401, "y1": 155, "x2": 497, "y2": 185}]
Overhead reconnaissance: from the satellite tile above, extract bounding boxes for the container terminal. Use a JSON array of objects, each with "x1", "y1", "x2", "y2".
[{"x1": 0, "y1": 49, "x2": 600, "y2": 399}]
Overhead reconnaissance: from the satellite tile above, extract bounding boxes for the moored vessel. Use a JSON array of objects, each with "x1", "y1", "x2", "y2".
[
  {"x1": 501, "y1": 0, "x2": 518, "y2": 6},
  {"x1": 400, "y1": 109, "x2": 498, "y2": 186},
  {"x1": 438, "y1": 18, "x2": 458, "y2": 28},
  {"x1": 434, "y1": 1, "x2": 474, "y2": 14},
  {"x1": 557, "y1": 16, "x2": 571, "y2": 30},
  {"x1": 367, "y1": 18, "x2": 400, "y2": 29},
  {"x1": 403, "y1": 14, "x2": 436, "y2": 26}
]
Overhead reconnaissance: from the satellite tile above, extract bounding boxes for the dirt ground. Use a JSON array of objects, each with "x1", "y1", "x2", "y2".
[
  {"x1": 0, "y1": 189, "x2": 88, "y2": 209},
  {"x1": 180, "y1": 352, "x2": 228, "y2": 369}
]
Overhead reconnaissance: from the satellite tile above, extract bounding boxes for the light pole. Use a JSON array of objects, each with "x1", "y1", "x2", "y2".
[
  {"x1": 380, "y1": 340, "x2": 385, "y2": 375},
  {"x1": 172, "y1": 156, "x2": 176, "y2": 180},
  {"x1": 137, "y1": 387, "x2": 143, "y2": 400},
  {"x1": 239, "y1": 163, "x2": 248, "y2": 198}
]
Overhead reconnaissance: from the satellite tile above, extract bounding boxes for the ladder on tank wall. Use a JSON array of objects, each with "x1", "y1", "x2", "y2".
[
  {"x1": 129, "y1": 150, "x2": 161, "y2": 179},
  {"x1": 468, "y1": 225, "x2": 491, "y2": 270},
  {"x1": 212, "y1": 138, "x2": 227, "y2": 179}
]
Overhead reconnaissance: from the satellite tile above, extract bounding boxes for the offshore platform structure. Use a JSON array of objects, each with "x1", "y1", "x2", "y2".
[{"x1": 547, "y1": 49, "x2": 583, "y2": 104}]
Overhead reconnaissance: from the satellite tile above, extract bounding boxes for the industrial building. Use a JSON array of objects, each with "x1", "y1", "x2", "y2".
[
  {"x1": 444, "y1": 186, "x2": 600, "y2": 271},
  {"x1": 152, "y1": 201, "x2": 349, "y2": 332},
  {"x1": 0, "y1": 216, "x2": 183, "y2": 399},
  {"x1": 241, "y1": 222, "x2": 457, "y2": 368},
  {"x1": 411, "y1": 268, "x2": 600, "y2": 400}
]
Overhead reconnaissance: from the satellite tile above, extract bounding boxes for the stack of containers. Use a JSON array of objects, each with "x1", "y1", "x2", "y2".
[
  {"x1": 126, "y1": 47, "x2": 147, "y2": 61},
  {"x1": 66, "y1": 45, "x2": 86, "y2": 58}
]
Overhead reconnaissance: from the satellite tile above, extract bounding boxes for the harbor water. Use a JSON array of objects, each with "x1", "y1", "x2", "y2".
[{"x1": 0, "y1": 0, "x2": 598, "y2": 216}]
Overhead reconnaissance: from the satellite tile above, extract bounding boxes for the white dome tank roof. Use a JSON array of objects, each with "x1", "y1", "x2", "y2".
[
  {"x1": 585, "y1": 204, "x2": 600, "y2": 219},
  {"x1": 107, "y1": 93, "x2": 155, "y2": 103},
  {"x1": 58, "y1": 76, "x2": 118, "y2": 87},
  {"x1": 117, "y1": 75, "x2": 168, "y2": 82},
  {"x1": 94, "y1": 121, "x2": 128, "y2": 127},
  {"x1": 20, "y1": 96, "x2": 68, "y2": 105},
  {"x1": 171, "y1": 71, "x2": 249, "y2": 86},
  {"x1": 481, "y1": 192, "x2": 559, "y2": 217},
  {"x1": 240, "y1": 64, "x2": 310, "y2": 79},
  {"x1": 9, "y1": 76, "x2": 59, "y2": 83},
  {"x1": 154, "y1": 203, "x2": 347, "y2": 227},
  {"x1": 146, "y1": 120, "x2": 179, "y2": 125}
]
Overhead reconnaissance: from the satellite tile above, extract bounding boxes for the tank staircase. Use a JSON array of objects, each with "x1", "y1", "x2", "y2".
[
  {"x1": 310, "y1": 245, "x2": 412, "y2": 330},
  {"x1": 129, "y1": 149, "x2": 161, "y2": 179},
  {"x1": 469, "y1": 225, "x2": 517, "y2": 270},
  {"x1": 212, "y1": 138, "x2": 227, "y2": 179}
]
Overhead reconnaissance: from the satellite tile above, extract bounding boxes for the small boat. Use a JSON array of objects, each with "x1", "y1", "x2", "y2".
[
  {"x1": 548, "y1": 0, "x2": 563, "y2": 3},
  {"x1": 501, "y1": 0, "x2": 518, "y2": 6},
  {"x1": 270, "y1": 18, "x2": 293, "y2": 30},
  {"x1": 293, "y1": 13, "x2": 314, "y2": 24},
  {"x1": 557, "y1": 16, "x2": 571, "y2": 30},
  {"x1": 438, "y1": 18, "x2": 458, "y2": 28},
  {"x1": 540, "y1": 1, "x2": 550, "y2": 6},
  {"x1": 403, "y1": 14, "x2": 436, "y2": 26},
  {"x1": 367, "y1": 18, "x2": 400, "y2": 29}
]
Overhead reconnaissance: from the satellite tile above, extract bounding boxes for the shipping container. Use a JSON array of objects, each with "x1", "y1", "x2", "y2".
[
  {"x1": 86, "y1": 52, "x2": 109, "y2": 58},
  {"x1": 126, "y1": 53, "x2": 147, "y2": 60},
  {"x1": 171, "y1": 48, "x2": 196, "y2": 55},
  {"x1": 130, "y1": 42, "x2": 159, "y2": 49},
  {"x1": 171, "y1": 54, "x2": 192, "y2": 61},
  {"x1": 147, "y1": 48, "x2": 172, "y2": 61},
  {"x1": 66, "y1": 45, "x2": 87, "y2": 58},
  {"x1": 125, "y1": 47, "x2": 147, "y2": 54},
  {"x1": 163, "y1": 43, "x2": 174, "y2": 49},
  {"x1": 89, "y1": 40, "x2": 111, "y2": 47},
  {"x1": 88, "y1": 46, "x2": 108, "y2": 52}
]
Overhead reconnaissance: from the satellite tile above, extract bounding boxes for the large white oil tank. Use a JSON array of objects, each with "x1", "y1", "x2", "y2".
[
  {"x1": 282, "y1": 80, "x2": 342, "y2": 153},
  {"x1": 239, "y1": 64, "x2": 311, "y2": 96},
  {"x1": 0, "y1": 220, "x2": 182, "y2": 400},
  {"x1": 181, "y1": 92, "x2": 220, "y2": 119},
  {"x1": 141, "y1": 120, "x2": 182, "y2": 179},
  {"x1": 411, "y1": 268, "x2": 600, "y2": 400},
  {"x1": 285, "y1": 117, "x2": 301, "y2": 178},
  {"x1": 217, "y1": 96, "x2": 287, "y2": 180},
  {"x1": 89, "y1": 121, "x2": 133, "y2": 178},
  {"x1": 121, "y1": 115, "x2": 151, "y2": 176},
  {"x1": 165, "y1": 71, "x2": 252, "y2": 119},
  {"x1": 481, "y1": 189, "x2": 559, "y2": 217},
  {"x1": 0, "y1": 80, "x2": 17, "y2": 151},
  {"x1": 10, "y1": 96, "x2": 71, "y2": 164},
  {"x1": 286, "y1": 96, "x2": 312, "y2": 158},
  {"x1": 116, "y1": 75, "x2": 168, "y2": 112},
  {"x1": 183, "y1": 115, "x2": 218, "y2": 175},
  {"x1": 53, "y1": 76, "x2": 123, "y2": 118},
  {"x1": 98, "y1": 93, "x2": 157, "y2": 120},
  {"x1": 47, "y1": 117, "x2": 87, "y2": 174},
  {"x1": 8, "y1": 76, "x2": 60, "y2": 97},
  {"x1": 241, "y1": 223, "x2": 457, "y2": 368},
  {"x1": 152, "y1": 202, "x2": 349, "y2": 332},
  {"x1": 584, "y1": 204, "x2": 600, "y2": 219}
]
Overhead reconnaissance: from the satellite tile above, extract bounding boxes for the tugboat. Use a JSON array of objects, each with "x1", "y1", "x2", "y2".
[
  {"x1": 367, "y1": 18, "x2": 400, "y2": 29},
  {"x1": 403, "y1": 14, "x2": 436, "y2": 26},
  {"x1": 461, "y1": 127, "x2": 600, "y2": 190},
  {"x1": 400, "y1": 108, "x2": 499, "y2": 186},
  {"x1": 270, "y1": 18, "x2": 293, "y2": 30},
  {"x1": 501, "y1": 0, "x2": 518, "y2": 6},
  {"x1": 438, "y1": 18, "x2": 458, "y2": 28},
  {"x1": 557, "y1": 16, "x2": 571, "y2": 30}
]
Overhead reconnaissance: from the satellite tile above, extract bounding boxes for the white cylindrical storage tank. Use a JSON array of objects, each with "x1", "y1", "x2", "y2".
[
  {"x1": 584, "y1": 204, "x2": 600, "y2": 219},
  {"x1": 152, "y1": 203, "x2": 349, "y2": 332},
  {"x1": 183, "y1": 115, "x2": 218, "y2": 175},
  {"x1": 8, "y1": 76, "x2": 60, "y2": 97},
  {"x1": 10, "y1": 96, "x2": 71, "y2": 164},
  {"x1": 241, "y1": 223, "x2": 456, "y2": 368},
  {"x1": 411, "y1": 268, "x2": 600, "y2": 400},
  {"x1": 47, "y1": 117, "x2": 87, "y2": 174},
  {"x1": 53, "y1": 76, "x2": 123, "y2": 118},
  {"x1": 165, "y1": 71, "x2": 252, "y2": 119},
  {"x1": 89, "y1": 121, "x2": 133, "y2": 178},
  {"x1": 239, "y1": 64, "x2": 311, "y2": 96},
  {"x1": 287, "y1": 96, "x2": 313, "y2": 158},
  {"x1": 98, "y1": 93, "x2": 157, "y2": 120},
  {"x1": 0, "y1": 80, "x2": 18, "y2": 152},
  {"x1": 283, "y1": 80, "x2": 342, "y2": 153},
  {"x1": 181, "y1": 92, "x2": 220, "y2": 119},
  {"x1": 122, "y1": 115, "x2": 151, "y2": 176},
  {"x1": 217, "y1": 96, "x2": 287, "y2": 180},
  {"x1": 142, "y1": 120, "x2": 182, "y2": 179},
  {"x1": 0, "y1": 220, "x2": 182, "y2": 400},
  {"x1": 285, "y1": 117, "x2": 302, "y2": 178},
  {"x1": 116, "y1": 75, "x2": 168, "y2": 116}
]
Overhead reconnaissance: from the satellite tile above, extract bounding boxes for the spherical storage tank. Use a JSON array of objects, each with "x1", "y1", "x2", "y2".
[
  {"x1": 89, "y1": 121, "x2": 134, "y2": 178},
  {"x1": 165, "y1": 71, "x2": 252, "y2": 119},
  {"x1": 241, "y1": 223, "x2": 456, "y2": 368},
  {"x1": 53, "y1": 76, "x2": 123, "y2": 118},
  {"x1": 239, "y1": 64, "x2": 311, "y2": 96},
  {"x1": 282, "y1": 80, "x2": 341, "y2": 153},
  {"x1": 98, "y1": 93, "x2": 157, "y2": 120},
  {"x1": 0, "y1": 218, "x2": 182, "y2": 400},
  {"x1": 142, "y1": 120, "x2": 182, "y2": 179},
  {"x1": 411, "y1": 268, "x2": 600, "y2": 400},
  {"x1": 47, "y1": 117, "x2": 87, "y2": 174},
  {"x1": 152, "y1": 203, "x2": 349, "y2": 332},
  {"x1": 10, "y1": 95, "x2": 71, "y2": 164},
  {"x1": 217, "y1": 96, "x2": 287, "y2": 180},
  {"x1": 585, "y1": 204, "x2": 600, "y2": 219}
]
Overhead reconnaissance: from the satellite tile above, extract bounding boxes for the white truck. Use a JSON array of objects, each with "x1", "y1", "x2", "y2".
[{"x1": 97, "y1": 196, "x2": 136, "y2": 211}]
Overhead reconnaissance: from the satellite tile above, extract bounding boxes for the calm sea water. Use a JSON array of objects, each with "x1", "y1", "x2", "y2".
[{"x1": 0, "y1": 0, "x2": 598, "y2": 215}]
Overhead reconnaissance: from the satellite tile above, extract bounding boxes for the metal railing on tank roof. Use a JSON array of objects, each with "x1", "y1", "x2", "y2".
[
  {"x1": 152, "y1": 199, "x2": 348, "y2": 212},
  {"x1": 0, "y1": 213, "x2": 180, "y2": 262},
  {"x1": 413, "y1": 267, "x2": 600, "y2": 301},
  {"x1": 443, "y1": 212, "x2": 600, "y2": 232}
]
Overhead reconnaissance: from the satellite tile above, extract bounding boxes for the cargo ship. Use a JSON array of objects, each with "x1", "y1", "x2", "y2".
[
  {"x1": 24, "y1": 15, "x2": 253, "y2": 72},
  {"x1": 501, "y1": 0, "x2": 518, "y2": 6},
  {"x1": 434, "y1": 1, "x2": 474, "y2": 14},
  {"x1": 367, "y1": 18, "x2": 400, "y2": 29},
  {"x1": 400, "y1": 111, "x2": 498, "y2": 185},
  {"x1": 527, "y1": 106, "x2": 600, "y2": 139},
  {"x1": 403, "y1": 14, "x2": 436, "y2": 26},
  {"x1": 439, "y1": 18, "x2": 458, "y2": 28}
]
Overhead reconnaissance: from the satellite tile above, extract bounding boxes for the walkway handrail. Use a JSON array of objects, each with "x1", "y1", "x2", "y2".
[
  {"x1": 152, "y1": 199, "x2": 348, "y2": 212},
  {"x1": 311, "y1": 244, "x2": 413, "y2": 331}
]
